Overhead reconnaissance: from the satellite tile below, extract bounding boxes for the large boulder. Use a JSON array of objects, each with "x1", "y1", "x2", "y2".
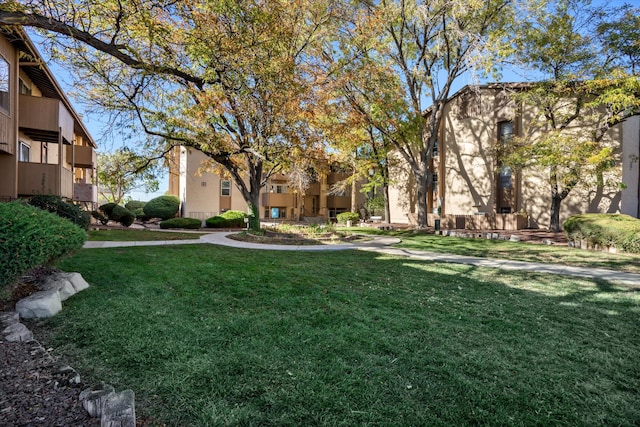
[{"x1": 15, "y1": 289, "x2": 62, "y2": 319}]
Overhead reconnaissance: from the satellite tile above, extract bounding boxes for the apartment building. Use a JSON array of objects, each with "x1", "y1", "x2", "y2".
[
  {"x1": 168, "y1": 147, "x2": 360, "y2": 221},
  {"x1": 0, "y1": 26, "x2": 96, "y2": 207},
  {"x1": 388, "y1": 84, "x2": 640, "y2": 229}
]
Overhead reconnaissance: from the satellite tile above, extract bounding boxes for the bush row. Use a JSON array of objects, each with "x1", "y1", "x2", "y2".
[
  {"x1": 160, "y1": 217, "x2": 202, "y2": 229},
  {"x1": 0, "y1": 202, "x2": 86, "y2": 288},
  {"x1": 564, "y1": 213, "x2": 640, "y2": 253}
]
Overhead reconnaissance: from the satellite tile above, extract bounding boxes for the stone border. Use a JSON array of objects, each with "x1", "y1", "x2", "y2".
[{"x1": 1, "y1": 272, "x2": 136, "y2": 426}]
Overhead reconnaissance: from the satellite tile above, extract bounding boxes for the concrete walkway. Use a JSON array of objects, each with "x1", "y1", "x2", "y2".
[{"x1": 83, "y1": 232, "x2": 640, "y2": 287}]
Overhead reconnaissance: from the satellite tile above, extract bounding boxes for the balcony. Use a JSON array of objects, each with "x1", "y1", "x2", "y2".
[
  {"x1": 73, "y1": 183, "x2": 97, "y2": 203},
  {"x1": 18, "y1": 162, "x2": 73, "y2": 199},
  {"x1": 19, "y1": 95, "x2": 74, "y2": 144},
  {"x1": 261, "y1": 193, "x2": 295, "y2": 207},
  {"x1": 66, "y1": 144, "x2": 96, "y2": 168}
]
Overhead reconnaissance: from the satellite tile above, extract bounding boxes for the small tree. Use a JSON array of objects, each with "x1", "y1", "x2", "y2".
[{"x1": 97, "y1": 148, "x2": 160, "y2": 205}]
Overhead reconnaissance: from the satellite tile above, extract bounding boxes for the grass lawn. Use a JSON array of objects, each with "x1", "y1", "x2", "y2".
[
  {"x1": 42, "y1": 244, "x2": 640, "y2": 426},
  {"x1": 88, "y1": 229, "x2": 206, "y2": 241},
  {"x1": 344, "y1": 228, "x2": 640, "y2": 274}
]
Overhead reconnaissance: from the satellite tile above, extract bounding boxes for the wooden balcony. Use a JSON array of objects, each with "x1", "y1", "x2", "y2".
[
  {"x1": 261, "y1": 192, "x2": 295, "y2": 207},
  {"x1": 19, "y1": 95, "x2": 74, "y2": 143},
  {"x1": 66, "y1": 144, "x2": 96, "y2": 168},
  {"x1": 18, "y1": 162, "x2": 73, "y2": 199}
]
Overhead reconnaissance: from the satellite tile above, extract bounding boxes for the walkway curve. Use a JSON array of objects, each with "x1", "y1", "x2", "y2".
[{"x1": 83, "y1": 232, "x2": 640, "y2": 287}]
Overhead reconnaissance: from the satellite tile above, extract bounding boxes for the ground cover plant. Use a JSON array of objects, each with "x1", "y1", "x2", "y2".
[
  {"x1": 87, "y1": 230, "x2": 205, "y2": 241},
  {"x1": 43, "y1": 244, "x2": 640, "y2": 426},
  {"x1": 343, "y1": 228, "x2": 640, "y2": 274}
]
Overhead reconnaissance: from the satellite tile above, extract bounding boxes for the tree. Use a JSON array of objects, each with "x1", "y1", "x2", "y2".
[
  {"x1": 505, "y1": 0, "x2": 640, "y2": 231},
  {"x1": 96, "y1": 148, "x2": 160, "y2": 204},
  {"x1": 321, "y1": 0, "x2": 516, "y2": 228},
  {"x1": 0, "y1": 0, "x2": 336, "y2": 230}
]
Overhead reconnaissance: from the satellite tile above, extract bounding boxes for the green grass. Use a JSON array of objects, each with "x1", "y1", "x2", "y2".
[
  {"x1": 88, "y1": 229, "x2": 206, "y2": 241},
  {"x1": 43, "y1": 244, "x2": 640, "y2": 426},
  {"x1": 341, "y1": 228, "x2": 640, "y2": 274}
]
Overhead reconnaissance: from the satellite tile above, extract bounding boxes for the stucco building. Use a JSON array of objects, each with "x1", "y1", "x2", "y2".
[
  {"x1": 167, "y1": 147, "x2": 362, "y2": 221},
  {"x1": 388, "y1": 84, "x2": 640, "y2": 229}
]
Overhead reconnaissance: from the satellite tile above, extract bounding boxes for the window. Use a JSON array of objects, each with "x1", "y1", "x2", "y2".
[
  {"x1": 270, "y1": 184, "x2": 287, "y2": 193},
  {"x1": 499, "y1": 166, "x2": 512, "y2": 189},
  {"x1": 18, "y1": 141, "x2": 30, "y2": 162},
  {"x1": 498, "y1": 121, "x2": 514, "y2": 145},
  {"x1": 201, "y1": 181, "x2": 207, "y2": 187},
  {"x1": 433, "y1": 139, "x2": 439, "y2": 157},
  {"x1": 0, "y1": 55, "x2": 9, "y2": 115},
  {"x1": 221, "y1": 179, "x2": 231, "y2": 196},
  {"x1": 19, "y1": 79, "x2": 31, "y2": 96},
  {"x1": 41, "y1": 143, "x2": 47, "y2": 163}
]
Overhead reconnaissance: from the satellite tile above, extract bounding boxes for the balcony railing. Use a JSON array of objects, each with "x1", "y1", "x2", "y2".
[
  {"x1": 18, "y1": 162, "x2": 73, "y2": 199},
  {"x1": 19, "y1": 95, "x2": 75, "y2": 143},
  {"x1": 73, "y1": 183, "x2": 97, "y2": 203},
  {"x1": 66, "y1": 144, "x2": 96, "y2": 168}
]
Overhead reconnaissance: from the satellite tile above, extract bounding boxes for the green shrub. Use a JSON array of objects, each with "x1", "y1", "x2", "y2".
[
  {"x1": 91, "y1": 210, "x2": 109, "y2": 225},
  {"x1": 111, "y1": 205, "x2": 135, "y2": 227},
  {"x1": 160, "y1": 217, "x2": 202, "y2": 229},
  {"x1": 28, "y1": 195, "x2": 91, "y2": 230},
  {"x1": 205, "y1": 210, "x2": 247, "y2": 228},
  {"x1": 336, "y1": 212, "x2": 360, "y2": 224},
  {"x1": 0, "y1": 202, "x2": 86, "y2": 288},
  {"x1": 143, "y1": 195, "x2": 180, "y2": 220},
  {"x1": 132, "y1": 207, "x2": 150, "y2": 221},
  {"x1": 564, "y1": 213, "x2": 640, "y2": 253},
  {"x1": 125, "y1": 200, "x2": 146, "y2": 211},
  {"x1": 99, "y1": 203, "x2": 118, "y2": 219}
]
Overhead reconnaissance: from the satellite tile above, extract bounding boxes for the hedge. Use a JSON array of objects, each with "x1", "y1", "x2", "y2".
[
  {"x1": 28, "y1": 195, "x2": 90, "y2": 230},
  {"x1": 143, "y1": 195, "x2": 180, "y2": 220},
  {"x1": 205, "y1": 210, "x2": 247, "y2": 228},
  {"x1": 564, "y1": 213, "x2": 640, "y2": 253},
  {"x1": 160, "y1": 217, "x2": 202, "y2": 229},
  {"x1": 124, "y1": 200, "x2": 146, "y2": 211},
  {"x1": 0, "y1": 202, "x2": 86, "y2": 288},
  {"x1": 336, "y1": 212, "x2": 360, "y2": 224}
]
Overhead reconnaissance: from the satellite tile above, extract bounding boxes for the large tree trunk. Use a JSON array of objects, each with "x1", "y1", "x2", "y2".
[
  {"x1": 549, "y1": 194, "x2": 562, "y2": 232},
  {"x1": 416, "y1": 170, "x2": 429, "y2": 228},
  {"x1": 383, "y1": 183, "x2": 391, "y2": 224}
]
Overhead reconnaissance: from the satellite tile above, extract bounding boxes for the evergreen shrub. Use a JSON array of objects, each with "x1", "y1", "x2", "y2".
[
  {"x1": 205, "y1": 210, "x2": 247, "y2": 228},
  {"x1": 143, "y1": 196, "x2": 180, "y2": 220},
  {"x1": 0, "y1": 202, "x2": 86, "y2": 288},
  {"x1": 112, "y1": 205, "x2": 135, "y2": 227},
  {"x1": 28, "y1": 195, "x2": 90, "y2": 230},
  {"x1": 160, "y1": 217, "x2": 202, "y2": 229},
  {"x1": 564, "y1": 213, "x2": 640, "y2": 253},
  {"x1": 336, "y1": 212, "x2": 360, "y2": 224}
]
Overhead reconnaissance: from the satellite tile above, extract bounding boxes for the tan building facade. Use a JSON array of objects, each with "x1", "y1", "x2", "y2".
[
  {"x1": 168, "y1": 147, "x2": 359, "y2": 221},
  {"x1": 389, "y1": 84, "x2": 640, "y2": 229},
  {"x1": 0, "y1": 27, "x2": 96, "y2": 206}
]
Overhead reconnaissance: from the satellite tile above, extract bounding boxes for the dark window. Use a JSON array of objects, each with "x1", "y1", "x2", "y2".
[
  {"x1": 498, "y1": 121, "x2": 514, "y2": 145},
  {"x1": 0, "y1": 55, "x2": 9, "y2": 115},
  {"x1": 19, "y1": 141, "x2": 30, "y2": 162},
  {"x1": 499, "y1": 166, "x2": 512, "y2": 189}
]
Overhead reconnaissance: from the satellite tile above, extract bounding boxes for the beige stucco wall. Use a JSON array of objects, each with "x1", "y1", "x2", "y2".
[
  {"x1": 388, "y1": 86, "x2": 635, "y2": 229},
  {"x1": 180, "y1": 149, "x2": 248, "y2": 219}
]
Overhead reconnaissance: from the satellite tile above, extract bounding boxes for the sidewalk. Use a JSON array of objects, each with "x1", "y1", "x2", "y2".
[{"x1": 83, "y1": 232, "x2": 640, "y2": 287}]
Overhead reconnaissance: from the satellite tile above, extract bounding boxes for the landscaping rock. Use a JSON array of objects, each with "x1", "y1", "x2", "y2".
[
  {"x1": 509, "y1": 235, "x2": 521, "y2": 242},
  {"x1": 15, "y1": 289, "x2": 62, "y2": 319},
  {"x1": 102, "y1": 389, "x2": 136, "y2": 427},
  {"x1": 2, "y1": 321, "x2": 33, "y2": 342},
  {"x1": 80, "y1": 384, "x2": 115, "y2": 418},
  {"x1": 64, "y1": 272, "x2": 90, "y2": 293},
  {"x1": 0, "y1": 311, "x2": 19, "y2": 327},
  {"x1": 41, "y1": 275, "x2": 76, "y2": 301}
]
